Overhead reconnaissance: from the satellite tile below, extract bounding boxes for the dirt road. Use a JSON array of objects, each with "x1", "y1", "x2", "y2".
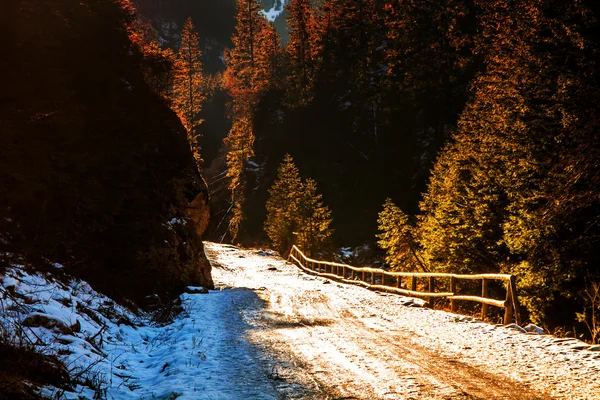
[{"x1": 204, "y1": 242, "x2": 600, "y2": 400}]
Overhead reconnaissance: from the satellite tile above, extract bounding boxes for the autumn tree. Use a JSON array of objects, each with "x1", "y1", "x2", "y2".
[
  {"x1": 256, "y1": 21, "x2": 285, "y2": 92},
  {"x1": 222, "y1": 0, "x2": 263, "y2": 241},
  {"x1": 173, "y1": 17, "x2": 205, "y2": 166}
]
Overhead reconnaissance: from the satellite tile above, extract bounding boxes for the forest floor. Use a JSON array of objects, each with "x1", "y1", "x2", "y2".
[{"x1": 2, "y1": 242, "x2": 600, "y2": 399}]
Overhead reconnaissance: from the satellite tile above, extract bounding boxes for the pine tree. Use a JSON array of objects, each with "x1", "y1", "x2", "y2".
[
  {"x1": 296, "y1": 178, "x2": 333, "y2": 257},
  {"x1": 222, "y1": 0, "x2": 265, "y2": 242},
  {"x1": 223, "y1": 1, "x2": 283, "y2": 242},
  {"x1": 264, "y1": 154, "x2": 303, "y2": 254},
  {"x1": 173, "y1": 17, "x2": 205, "y2": 166},
  {"x1": 223, "y1": 115, "x2": 255, "y2": 240},
  {"x1": 265, "y1": 155, "x2": 333, "y2": 256},
  {"x1": 382, "y1": 0, "x2": 474, "y2": 183},
  {"x1": 377, "y1": 198, "x2": 425, "y2": 272},
  {"x1": 286, "y1": 0, "x2": 318, "y2": 106},
  {"x1": 417, "y1": 136, "x2": 508, "y2": 275},
  {"x1": 224, "y1": 0, "x2": 266, "y2": 114},
  {"x1": 314, "y1": 0, "x2": 383, "y2": 107},
  {"x1": 255, "y1": 21, "x2": 285, "y2": 92},
  {"x1": 414, "y1": 0, "x2": 600, "y2": 325}
]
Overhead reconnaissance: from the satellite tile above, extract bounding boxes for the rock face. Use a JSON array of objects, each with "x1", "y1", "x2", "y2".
[
  {"x1": 174, "y1": 170, "x2": 214, "y2": 291},
  {"x1": 1, "y1": 0, "x2": 213, "y2": 302}
]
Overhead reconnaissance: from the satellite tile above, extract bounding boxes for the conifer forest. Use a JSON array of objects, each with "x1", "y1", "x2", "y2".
[
  {"x1": 197, "y1": 0, "x2": 599, "y2": 333},
  {"x1": 2, "y1": 1, "x2": 600, "y2": 394}
]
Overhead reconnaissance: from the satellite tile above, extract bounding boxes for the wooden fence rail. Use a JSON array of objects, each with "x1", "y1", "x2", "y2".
[{"x1": 289, "y1": 245, "x2": 521, "y2": 325}]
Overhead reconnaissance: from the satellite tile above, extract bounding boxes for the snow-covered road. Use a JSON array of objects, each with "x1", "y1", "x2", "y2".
[
  {"x1": 3, "y1": 242, "x2": 600, "y2": 399},
  {"x1": 205, "y1": 242, "x2": 600, "y2": 400}
]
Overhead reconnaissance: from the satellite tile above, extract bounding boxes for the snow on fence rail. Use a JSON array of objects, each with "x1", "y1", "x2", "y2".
[{"x1": 289, "y1": 245, "x2": 521, "y2": 325}]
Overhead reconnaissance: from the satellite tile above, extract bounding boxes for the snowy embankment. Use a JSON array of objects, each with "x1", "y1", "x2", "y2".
[
  {"x1": 0, "y1": 263, "x2": 279, "y2": 399},
  {"x1": 2, "y1": 243, "x2": 600, "y2": 399}
]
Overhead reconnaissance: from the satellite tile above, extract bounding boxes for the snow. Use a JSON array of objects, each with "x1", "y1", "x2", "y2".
[
  {"x1": 2, "y1": 243, "x2": 599, "y2": 399},
  {"x1": 339, "y1": 246, "x2": 354, "y2": 259},
  {"x1": 524, "y1": 323, "x2": 545, "y2": 334},
  {"x1": 166, "y1": 217, "x2": 186, "y2": 226},
  {"x1": 261, "y1": 0, "x2": 288, "y2": 22},
  {"x1": 205, "y1": 242, "x2": 600, "y2": 400},
  {"x1": 1, "y1": 263, "x2": 280, "y2": 399}
]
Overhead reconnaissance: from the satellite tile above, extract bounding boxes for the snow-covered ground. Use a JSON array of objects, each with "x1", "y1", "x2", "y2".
[
  {"x1": 0, "y1": 262, "x2": 280, "y2": 399},
  {"x1": 2, "y1": 243, "x2": 599, "y2": 399},
  {"x1": 206, "y1": 242, "x2": 600, "y2": 400}
]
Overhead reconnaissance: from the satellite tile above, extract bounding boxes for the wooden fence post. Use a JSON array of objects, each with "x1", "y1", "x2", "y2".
[
  {"x1": 504, "y1": 281, "x2": 514, "y2": 324},
  {"x1": 411, "y1": 276, "x2": 417, "y2": 292},
  {"x1": 450, "y1": 276, "x2": 457, "y2": 312},
  {"x1": 428, "y1": 277, "x2": 435, "y2": 309},
  {"x1": 509, "y1": 275, "x2": 521, "y2": 325},
  {"x1": 481, "y1": 278, "x2": 489, "y2": 321},
  {"x1": 396, "y1": 276, "x2": 400, "y2": 288},
  {"x1": 362, "y1": 270, "x2": 365, "y2": 282}
]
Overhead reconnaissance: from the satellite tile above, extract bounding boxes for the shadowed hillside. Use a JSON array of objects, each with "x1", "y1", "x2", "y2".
[{"x1": 0, "y1": 0, "x2": 213, "y2": 303}]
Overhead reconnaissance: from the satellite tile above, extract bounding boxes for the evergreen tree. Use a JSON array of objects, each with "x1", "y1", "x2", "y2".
[
  {"x1": 255, "y1": 21, "x2": 285, "y2": 92},
  {"x1": 286, "y1": 0, "x2": 318, "y2": 106},
  {"x1": 265, "y1": 155, "x2": 333, "y2": 256},
  {"x1": 296, "y1": 178, "x2": 334, "y2": 256},
  {"x1": 222, "y1": 0, "x2": 265, "y2": 242},
  {"x1": 264, "y1": 154, "x2": 303, "y2": 254},
  {"x1": 382, "y1": 0, "x2": 474, "y2": 183},
  {"x1": 223, "y1": 116, "x2": 255, "y2": 240},
  {"x1": 377, "y1": 198, "x2": 426, "y2": 272},
  {"x1": 223, "y1": 0, "x2": 283, "y2": 242},
  {"x1": 314, "y1": 0, "x2": 383, "y2": 117},
  {"x1": 417, "y1": 136, "x2": 508, "y2": 275},
  {"x1": 224, "y1": 0, "x2": 266, "y2": 114},
  {"x1": 413, "y1": 0, "x2": 600, "y2": 325},
  {"x1": 173, "y1": 17, "x2": 205, "y2": 166}
]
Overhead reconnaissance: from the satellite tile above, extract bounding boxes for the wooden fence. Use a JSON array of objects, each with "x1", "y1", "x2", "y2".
[{"x1": 289, "y1": 245, "x2": 521, "y2": 325}]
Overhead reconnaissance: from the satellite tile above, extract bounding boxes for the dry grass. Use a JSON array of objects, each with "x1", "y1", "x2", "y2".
[{"x1": 0, "y1": 337, "x2": 71, "y2": 399}]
